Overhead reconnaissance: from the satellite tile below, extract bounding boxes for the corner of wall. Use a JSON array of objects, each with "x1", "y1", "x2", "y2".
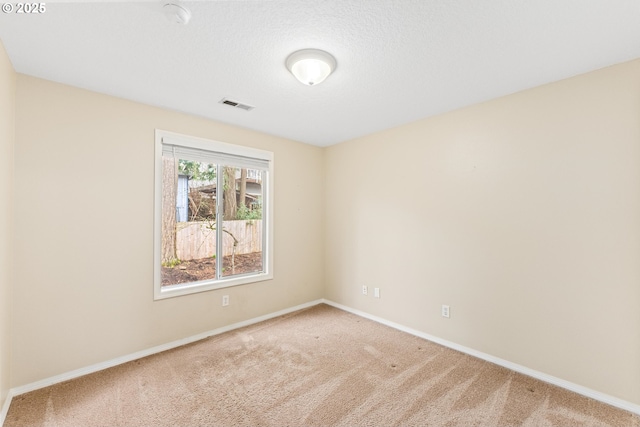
[
  {"x1": 0, "y1": 37, "x2": 16, "y2": 423},
  {"x1": 320, "y1": 145, "x2": 328, "y2": 297}
]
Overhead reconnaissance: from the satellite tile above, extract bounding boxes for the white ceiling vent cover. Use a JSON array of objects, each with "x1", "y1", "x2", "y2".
[{"x1": 219, "y1": 98, "x2": 255, "y2": 111}]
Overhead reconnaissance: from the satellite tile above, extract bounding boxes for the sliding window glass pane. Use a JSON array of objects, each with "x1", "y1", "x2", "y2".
[
  {"x1": 161, "y1": 156, "x2": 218, "y2": 287},
  {"x1": 221, "y1": 166, "x2": 264, "y2": 277}
]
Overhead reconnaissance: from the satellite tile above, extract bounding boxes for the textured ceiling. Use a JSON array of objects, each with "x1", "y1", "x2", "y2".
[{"x1": 1, "y1": 0, "x2": 640, "y2": 146}]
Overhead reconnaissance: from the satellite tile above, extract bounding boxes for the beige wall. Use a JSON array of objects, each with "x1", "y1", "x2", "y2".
[
  {"x1": 0, "y1": 40, "x2": 15, "y2": 411},
  {"x1": 6, "y1": 53, "x2": 640, "y2": 408},
  {"x1": 12, "y1": 75, "x2": 325, "y2": 386},
  {"x1": 325, "y1": 59, "x2": 640, "y2": 404}
]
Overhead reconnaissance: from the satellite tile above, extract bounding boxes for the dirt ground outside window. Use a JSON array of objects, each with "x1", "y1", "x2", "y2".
[{"x1": 161, "y1": 252, "x2": 263, "y2": 286}]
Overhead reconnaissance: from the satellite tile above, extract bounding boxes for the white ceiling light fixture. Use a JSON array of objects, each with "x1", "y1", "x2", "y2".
[
  {"x1": 163, "y1": 2, "x2": 191, "y2": 25},
  {"x1": 286, "y1": 49, "x2": 337, "y2": 86}
]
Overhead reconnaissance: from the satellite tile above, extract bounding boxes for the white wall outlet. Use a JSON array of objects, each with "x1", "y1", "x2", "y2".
[
  {"x1": 362, "y1": 285, "x2": 368, "y2": 295},
  {"x1": 374, "y1": 287, "x2": 380, "y2": 298},
  {"x1": 222, "y1": 295, "x2": 229, "y2": 306},
  {"x1": 441, "y1": 305, "x2": 450, "y2": 318}
]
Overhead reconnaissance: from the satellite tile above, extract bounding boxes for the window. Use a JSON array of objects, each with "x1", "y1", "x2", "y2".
[{"x1": 154, "y1": 130, "x2": 273, "y2": 300}]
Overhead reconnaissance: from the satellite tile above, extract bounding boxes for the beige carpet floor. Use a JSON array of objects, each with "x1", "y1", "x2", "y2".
[{"x1": 5, "y1": 304, "x2": 640, "y2": 426}]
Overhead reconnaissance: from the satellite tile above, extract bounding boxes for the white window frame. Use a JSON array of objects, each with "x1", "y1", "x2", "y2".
[{"x1": 154, "y1": 129, "x2": 274, "y2": 300}]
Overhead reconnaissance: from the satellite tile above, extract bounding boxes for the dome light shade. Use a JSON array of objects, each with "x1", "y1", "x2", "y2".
[{"x1": 286, "y1": 49, "x2": 336, "y2": 86}]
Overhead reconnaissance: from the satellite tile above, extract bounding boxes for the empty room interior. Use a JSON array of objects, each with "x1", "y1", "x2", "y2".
[{"x1": 1, "y1": 1, "x2": 640, "y2": 426}]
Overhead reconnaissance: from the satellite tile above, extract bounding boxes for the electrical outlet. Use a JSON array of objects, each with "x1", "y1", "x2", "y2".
[
  {"x1": 374, "y1": 287, "x2": 380, "y2": 298},
  {"x1": 222, "y1": 295, "x2": 229, "y2": 306},
  {"x1": 362, "y1": 285, "x2": 368, "y2": 296},
  {"x1": 441, "y1": 305, "x2": 450, "y2": 318}
]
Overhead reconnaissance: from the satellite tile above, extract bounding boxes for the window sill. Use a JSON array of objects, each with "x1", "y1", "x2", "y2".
[{"x1": 154, "y1": 272, "x2": 273, "y2": 300}]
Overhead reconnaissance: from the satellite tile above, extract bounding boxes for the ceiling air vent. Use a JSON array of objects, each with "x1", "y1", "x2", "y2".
[{"x1": 220, "y1": 98, "x2": 255, "y2": 111}]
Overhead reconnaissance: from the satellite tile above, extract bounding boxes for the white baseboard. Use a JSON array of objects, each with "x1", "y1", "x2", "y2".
[
  {"x1": 3, "y1": 297, "x2": 639, "y2": 426},
  {"x1": 4, "y1": 299, "x2": 323, "y2": 410},
  {"x1": 322, "y1": 299, "x2": 640, "y2": 416},
  {"x1": 0, "y1": 390, "x2": 15, "y2": 427}
]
